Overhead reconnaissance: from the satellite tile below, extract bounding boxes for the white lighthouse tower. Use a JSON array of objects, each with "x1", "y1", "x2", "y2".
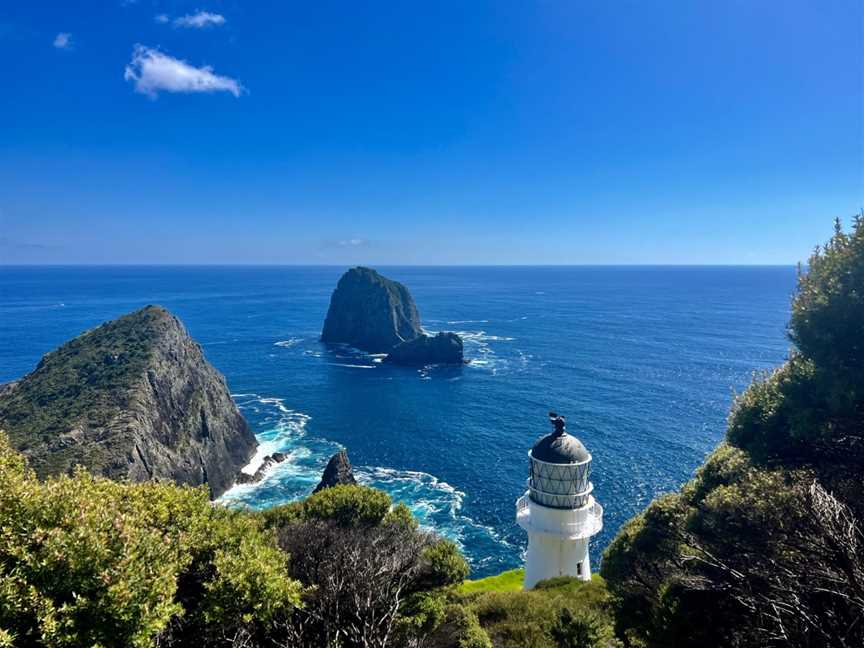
[{"x1": 516, "y1": 413, "x2": 603, "y2": 589}]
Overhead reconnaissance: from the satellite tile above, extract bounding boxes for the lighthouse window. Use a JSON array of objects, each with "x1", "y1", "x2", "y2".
[{"x1": 576, "y1": 562, "x2": 582, "y2": 576}]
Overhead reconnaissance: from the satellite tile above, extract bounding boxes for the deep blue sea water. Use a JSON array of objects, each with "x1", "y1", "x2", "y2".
[{"x1": 0, "y1": 266, "x2": 795, "y2": 577}]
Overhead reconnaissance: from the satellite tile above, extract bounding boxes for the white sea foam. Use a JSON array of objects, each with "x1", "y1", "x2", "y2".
[
  {"x1": 330, "y1": 363, "x2": 376, "y2": 369},
  {"x1": 354, "y1": 466, "x2": 508, "y2": 554},
  {"x1": 454, "y1": 329, "x2": 517, "y2": 374},
  {"x1": 228, "y1": 394, "x2": 311, "y2": 475},
  {"x1": 274, "y1": 337, "x2": 303, "y2": 348},
  {"x1": 218, "y1": 394, "x2": 510, "y2": 569}
]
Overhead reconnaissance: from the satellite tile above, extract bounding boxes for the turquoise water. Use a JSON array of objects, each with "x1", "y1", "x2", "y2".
[{"x1": 0, "y1": 266, "x2": 795, "y2": 576}]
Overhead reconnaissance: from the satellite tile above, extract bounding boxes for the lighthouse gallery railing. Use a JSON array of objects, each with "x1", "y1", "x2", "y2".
[{"x1": 516, "y1": 494, "x2": 603, "y2": 539}]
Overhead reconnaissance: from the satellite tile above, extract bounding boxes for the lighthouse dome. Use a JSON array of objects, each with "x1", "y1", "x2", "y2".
[{"x1": 531, "y1": 431, "x2": 590, "y2": 465}]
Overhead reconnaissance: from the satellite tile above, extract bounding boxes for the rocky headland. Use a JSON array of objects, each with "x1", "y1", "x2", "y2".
[
  {"x1": 0, "y1": 305, "x2": 257, "y2": 498},
  {"x1": 321, "y1": 267, "x2": 465, "y2": 365}
]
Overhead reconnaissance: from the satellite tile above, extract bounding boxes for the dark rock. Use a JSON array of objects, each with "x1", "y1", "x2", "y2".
[
  {"x1": 0, "y1": 305, "x2": 257, "y2": 499},
  {"x1": 321, "y1": 267, "x2": 423, "y2": 353},
  {"x1": 313, "y1": 449, "x2": 357, "y2": 493},
  {"x1": 235, "y1": 452, "x2": 287, "y2": 485},
  {"x1": 384, "y1": 332, "x2": 465, "y2": 366}
]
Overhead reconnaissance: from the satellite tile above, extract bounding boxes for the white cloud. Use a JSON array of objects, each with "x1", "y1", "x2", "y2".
[
  {"x1": 338, "y1": 239, "x2": 367, "y2": 247},
  {"x1": 123, "y1": 45, "x2": 243, "y2": 99},
  {"x1": 154, "y1": 14, "x2": 170, "y2": 24},
  {"x1": 168, "y1": 11, "x2": 226, "y2": 29},
  {"x1": 53, "y1": 32, "x2": 72, "y2": 49}
]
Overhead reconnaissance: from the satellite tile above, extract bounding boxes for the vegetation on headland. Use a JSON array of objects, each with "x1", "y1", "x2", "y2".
[
  {"x1": 0, "y1": 433, "x2": 618, "y2": 648},
  {"x1": 601, "y1": 216, "x2": 864, "y2": 647}
]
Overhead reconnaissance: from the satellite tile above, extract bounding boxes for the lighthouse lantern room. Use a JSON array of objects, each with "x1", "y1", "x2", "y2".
[{"x1": 516, "y1": 413, "x2": 603, "y2": 589}]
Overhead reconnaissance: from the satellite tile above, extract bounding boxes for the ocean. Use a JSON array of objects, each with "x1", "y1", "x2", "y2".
[{"x1": 0, "y1": 266, "x2": 795, "y2": 577}]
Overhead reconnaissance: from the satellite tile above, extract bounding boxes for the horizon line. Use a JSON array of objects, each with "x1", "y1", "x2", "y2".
[{"x1": 0, "y1": 263, "x2": 799, "y2": 269}]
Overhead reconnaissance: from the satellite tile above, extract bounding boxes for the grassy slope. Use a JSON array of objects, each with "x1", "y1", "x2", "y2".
[{"x1": 459, "y1": 568, "x2": 525, "y2": 593}]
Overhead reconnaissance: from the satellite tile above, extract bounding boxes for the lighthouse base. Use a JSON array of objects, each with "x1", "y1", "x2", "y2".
[
  {"x1": 523, "y1": 534, "x2": 590, "y2": 589},
  {"x1": 516, "y1": 493, "x2": 603, "y2": 589}
]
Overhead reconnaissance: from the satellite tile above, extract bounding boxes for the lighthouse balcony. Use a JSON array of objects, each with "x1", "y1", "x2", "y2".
[{"x1": 516, "y1": 493, "x2": 603, "y2": 540}]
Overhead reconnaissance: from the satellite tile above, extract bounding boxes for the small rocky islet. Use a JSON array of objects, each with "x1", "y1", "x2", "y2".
[
  {"x1": 313, "y1": 449, "x2": 357, "y2": 492},
  {"x1": 321, "y1": 266, "x2": 466, "y2": 365}
]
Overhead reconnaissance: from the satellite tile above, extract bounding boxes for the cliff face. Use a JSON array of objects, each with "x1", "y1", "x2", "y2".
[
  {"x1": 0, "y1": 305, "x2": 257, "y2": 498},
  {"x1": 384, "y1": 332, "x2": 464, "y2": 366},
  {"x1": 321, "y1": 267, "x2": 423, "y2": 353}
]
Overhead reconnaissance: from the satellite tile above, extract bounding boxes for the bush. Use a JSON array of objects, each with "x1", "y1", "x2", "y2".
[
  {"x1": 266, "y1": 483, "x2": 470, "y2": 647},
  {"x1": 729, "y1": 216, "x2": 864, "y2": 467},
  {"x1": 458, "y1": 576, "x2": 618, "y2": 648},
  {"x1": 440, "y1": 604, "x2": 492, "y2": 648},
  {"x1": 277, "y1": 483, "x2": 392, "y2": 527},
  {"x1": 0, "y1": 433, "x2": 301, "y2": 648}
]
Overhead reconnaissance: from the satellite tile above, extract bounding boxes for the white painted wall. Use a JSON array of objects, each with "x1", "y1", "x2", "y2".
[{"x1": 517, "y1": 493, "x2": 602, "y2": 588}]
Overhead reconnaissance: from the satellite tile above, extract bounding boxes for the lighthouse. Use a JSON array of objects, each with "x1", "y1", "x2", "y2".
[{"x1": 516, "y1": 413, "x2": 603, "y2": 589}]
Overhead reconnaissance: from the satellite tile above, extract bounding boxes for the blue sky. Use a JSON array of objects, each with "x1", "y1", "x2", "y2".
[{"x1": 0, "y1": 1, "x2": 861, "y2": 264}]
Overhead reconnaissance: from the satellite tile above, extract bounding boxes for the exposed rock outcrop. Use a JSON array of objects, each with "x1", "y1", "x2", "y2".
[
  {"x1": 0, "y1": 305, "x2": 257, "y2": 498},
  {"x1": 384, "y1": 332, "x2": 465, "y2": 366},
  {"x1": 321, "y1": 267, "x2": 465, "y2": 365},
  {"x1": 321, "y1": 267, "x2": 423, "y2": 353},
  {"x1": 313, "y1": 449, "x2": 357, "y2": 493},
  {"x1": 235, "y1": 452, "x2": 287, "y2": 485}
]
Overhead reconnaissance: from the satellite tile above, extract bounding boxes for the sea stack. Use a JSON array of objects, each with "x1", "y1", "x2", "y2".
[
  {"x1": 321, "y1": 267, "x2": 423, "y2": 353},
  {"x1": 0, "y1": 305, "x2": 257, "y2": 499},
  {"x1": 314, "y1": 449, "x2": 357, "y2": 493},
  {"x1": 321, "y1": 267, "x2": 465, "y2": 365}
]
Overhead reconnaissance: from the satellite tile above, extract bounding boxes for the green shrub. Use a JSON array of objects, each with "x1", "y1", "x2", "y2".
[
  {"x1": 459, "y1": 576, "x2": 618, "y2": 648},
  {"x1": 419, "y1": 539, "x2": 471, "y2": 589},
  {"x1": 552, "y1": 607, "x2": 615, "y2": 648},
  {"x1": 293, "y1": 483, "x2": 392, "y2": 527},
  {"x1": 0, "y1": 433, "x2": 301, "y2": 648},
  {"x1": 431, "y1": 604, "x2": 492, "y2": 648},
  {"x1": 729, "y1": 216, "x2": 864, "y2": 467}
]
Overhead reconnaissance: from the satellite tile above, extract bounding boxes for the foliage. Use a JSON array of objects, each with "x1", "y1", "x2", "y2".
[
  {"x1": 729, "y1": 215, "x2": 864, "y2": 467},
  {"x1": 448, "y1": 576, "x2": 619, "y2": 648},
  {"x1": 551, "y1": 607, "x2": 612, "y2": 648},
  {"x1": 0, "y1": 432, "x2": 301, "y2": 648},
  {"x1": 429, "y1": 605, "x2": 492, "y2": 648},
  {"x1": 418, "y1": 540, "x2": 471, "y2": 590},
  {"x1": 602, "y1": 217, "x2": 864, "y2": 647},
  {"x1": 267, "y1": 483, "x2": 392, "y2": 528},
  {"x1": 264, "y1": 483, "x2": 470, "y2": 647}
]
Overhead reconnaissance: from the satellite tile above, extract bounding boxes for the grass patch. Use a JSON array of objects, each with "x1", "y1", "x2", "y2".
[{"x1": 460, "y1": 568, "x2": 524, "y2": 593}]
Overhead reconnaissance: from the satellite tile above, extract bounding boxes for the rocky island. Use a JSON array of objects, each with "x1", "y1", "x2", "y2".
[
  {"x1": 0, "y1": 305, "x2": 257, "y2": 498},
  {"x1": 321, "y1": 267, "x2": 465, "y2": 365},
  {"x1": 321, "y1": 266, "x2": 423, "y2": 352}
]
